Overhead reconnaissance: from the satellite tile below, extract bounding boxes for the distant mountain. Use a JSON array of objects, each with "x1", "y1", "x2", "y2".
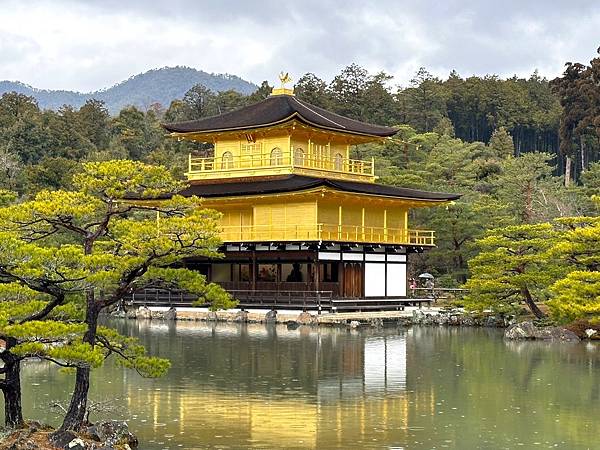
[{"x1": 0, "y1": 66, "x2": 258, "y2": 113}]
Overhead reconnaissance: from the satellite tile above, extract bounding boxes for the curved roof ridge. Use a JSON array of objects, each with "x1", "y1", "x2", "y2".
[
  {"x1": 162, "y1": 95, "x2": 397, "y2": 137},
  {"x1": 289, "y1": 96, "x2": 347, "y2": 129}
]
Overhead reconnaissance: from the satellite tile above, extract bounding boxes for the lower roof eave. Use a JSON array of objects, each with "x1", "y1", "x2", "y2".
[{"x1": 178, "y1": 174, "x2": 461, "y2": 203}]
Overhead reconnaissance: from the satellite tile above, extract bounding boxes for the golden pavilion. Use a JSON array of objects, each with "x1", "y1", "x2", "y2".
[{"x1": 155, "y1": 80, "x2": 459, "y2": 311}]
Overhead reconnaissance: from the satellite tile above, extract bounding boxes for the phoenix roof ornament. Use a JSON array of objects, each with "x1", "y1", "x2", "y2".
[{"x1": 279, "y1": 72, "x2": 292, "y2": 88}]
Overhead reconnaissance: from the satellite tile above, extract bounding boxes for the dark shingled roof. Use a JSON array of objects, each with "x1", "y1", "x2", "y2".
[
  {"x1": 178, "y1": 175, "x2": 461, "y2": 202},
  {"x1": 163, "y1": 94, "x2": 397, "y2": 137}
]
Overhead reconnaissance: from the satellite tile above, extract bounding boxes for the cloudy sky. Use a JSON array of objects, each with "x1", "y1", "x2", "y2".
[{"x1": 1, "y1": 0, "x2": 599, "y2": 92}]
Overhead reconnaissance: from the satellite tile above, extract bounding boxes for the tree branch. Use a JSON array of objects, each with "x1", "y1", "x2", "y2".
[{"x1": 18, "y1": 294, "x2": 65, "y2": 324}]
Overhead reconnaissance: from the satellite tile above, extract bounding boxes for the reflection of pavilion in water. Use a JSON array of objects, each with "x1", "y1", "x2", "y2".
[
  {"x1": 124, "y1": 322, "x2": 436, "y2": 448},
  {"x1": 317, "y1": 335, "x2": 407, "y2": 402}
]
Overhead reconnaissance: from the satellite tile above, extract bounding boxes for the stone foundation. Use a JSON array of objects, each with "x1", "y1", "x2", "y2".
[{"x1": 114, "y1": 306, "x2": 514, "y2": 328}]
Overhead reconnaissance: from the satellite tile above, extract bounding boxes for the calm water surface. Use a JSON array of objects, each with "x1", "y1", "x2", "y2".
[{"x1": 7, "y1": 320, "x2": 600, "y2": 449}]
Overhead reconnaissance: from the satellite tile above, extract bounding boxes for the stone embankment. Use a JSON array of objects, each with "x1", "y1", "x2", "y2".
[
  {"x1": 115, "y1": 306, "x2": 514, "y2": 328},
  {"x1": 114, "y1": 307, "x2": 600, "y2": 342}
]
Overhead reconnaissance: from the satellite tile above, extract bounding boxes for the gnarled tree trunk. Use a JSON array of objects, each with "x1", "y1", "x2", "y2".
[
  {"x1": 521, "y1": 287, "x2": 545, "y2": 319},
  {"x1": 55, "y1": 298, "x2": 100, "y2": 434},
  {"x1": 1, "y1": 339, "x2": 24, "y2": 428}
]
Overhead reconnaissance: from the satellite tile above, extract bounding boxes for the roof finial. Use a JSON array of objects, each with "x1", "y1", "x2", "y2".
[
  {"x1": 271, "y1": 72, "x2": 295, "y2": 96},
  {"x1": 279, "y1": 72, "x2": 292, "y2": 88}
]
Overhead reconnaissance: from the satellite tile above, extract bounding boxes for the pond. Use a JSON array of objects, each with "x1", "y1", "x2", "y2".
[{"x1": 6, "y1": 320, "x2": 600, "y2": 449}]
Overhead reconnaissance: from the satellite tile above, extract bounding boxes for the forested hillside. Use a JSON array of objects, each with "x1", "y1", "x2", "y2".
[
  {"x1": 0, "y1": 67, "x2": 257, "y2": 113},
  {"x1": 294, "y1": 65, "x2": 594, "y2": 182},
  {"x1": 0, "y1": 50, "x2": 599, "y2": 285}
]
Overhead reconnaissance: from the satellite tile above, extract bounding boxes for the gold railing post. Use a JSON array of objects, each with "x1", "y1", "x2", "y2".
[{"x1": 188, "y1": 153, "x2": 192, "y2": 173}]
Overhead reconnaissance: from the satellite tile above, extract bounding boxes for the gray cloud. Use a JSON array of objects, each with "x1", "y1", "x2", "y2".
[{"x1": 0, "y1": 0, "x2": 598, "y2": 91}]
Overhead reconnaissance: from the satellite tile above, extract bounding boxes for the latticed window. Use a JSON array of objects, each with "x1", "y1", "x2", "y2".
[
  {"x1": 334, "y1": 153, "x2": 344, "y2": 171},
  {"x1": 294, "y1": 148, "x2": 305, "y2": 166},
  {"x1": 221, "y1": 151, "x2": 234, "y2": 169},
  {"x1": 270, "y1": 147, "x2": 283, "y2": 165}
]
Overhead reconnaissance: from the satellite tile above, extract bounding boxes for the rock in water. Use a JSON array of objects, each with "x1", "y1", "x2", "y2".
[
  {"x1": 412, "y1": 310, "x2": 426, "y2": 324},
  {"x1": 286, "y1": 321, "x2": 300, "y2": 330},
  {"x1": 234, "y1": 310, "x2": 249, "y2": 323},
  {"x1": 585, "y1": 328, "x2": 598, "y2": 339},
  {"x1": 504, "y1": 321, "x2": 580, "y2": 342},
  {"x1": 504, "y1": 321, "x2": 537, "y2": 339},
  {"x1": 265, "y1": 310, "x2": 277, "y2": 323},
  {"x1": 297, "y1": 311, "x2": 317, "y2": 325},
  {"x1": 163, "y1": 307, "x2": 177, "y2": 320},
  {"x1": 136, "y1": 306, "x2": 151, "y2": 320},
  {"x1": 368, "y1": 318, "x2": 384, "y2": 328}
]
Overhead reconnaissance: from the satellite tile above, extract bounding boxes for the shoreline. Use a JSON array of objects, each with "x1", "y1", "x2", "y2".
[
  {"x1": 113, "y1": 306, "x2": 513, "y2": 328},
  {"x1": 113, "y1": 307, "x2": 599, "y2": 341}
]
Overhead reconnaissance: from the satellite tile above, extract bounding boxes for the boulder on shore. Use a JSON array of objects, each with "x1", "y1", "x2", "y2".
[
  {"x1": 504, "y1": 321, "x2": 580, "y2": 342},
  {"x1": 136, "y1": 306, "x2": 152, "y2": 320},
  {"x1": 297, "y1": 311, "x2": 317, "y2": 325},
  {"x1": 86, "y1": 420, "x2": 138, "y2": 448}
]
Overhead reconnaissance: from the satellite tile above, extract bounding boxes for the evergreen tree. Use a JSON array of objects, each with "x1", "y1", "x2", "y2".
[
  {"x1": 294, "y1": 73, "x2": 330, "y2": 108},
  {"x1": 488, "y1": 126, "x2": 514, "y2": 158},
  {"x1": 549, "y1": 271, "x2": 600, "y2": 323},
  {"x1": 0, "y1": 160, "x2": 235, "y2": 434},
  {"x1": 404, "y1": 67, "x2": 446, "y2": 132},
  {"x1": 463, "y1": 224, "x2": 560, "y2": 318},
  {"x1": 77, "y1": 99, "x2": 111, "y2": 149},
  {"x1": 328, "y1": 64, "x2": 369, "y2": 119},
  {"x1": 181, "y1": 84, "x2": 219, "y2": 119},
  {"x1": 246, "y1": 80, "x2": 273, "y2": 103}
]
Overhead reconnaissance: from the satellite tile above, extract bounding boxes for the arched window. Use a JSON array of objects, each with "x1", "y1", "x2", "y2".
[
  {"x1": 270, "y1": 147, "x2": 283, "y2": 165},
  {"x1": 221, "y1": 151, "x2": 234, "y2": 169},
  {"x1": 294, "y1": 148, "x2": 305, "y2": 166},
  {"x1": 334, "y1": 153, "x2": 344, "y2": 171}
]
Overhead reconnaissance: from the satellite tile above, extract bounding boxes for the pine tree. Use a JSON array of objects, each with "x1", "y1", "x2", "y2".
[
  {"x1": 0, "y1": 160, "x2": 235, "y2": 433},
  {"x1": 463, "y1": 224, "x2": 561, "y2": 318},
  {"x1": 488, "y1": 127, "x2": 514, "y2": 159}
]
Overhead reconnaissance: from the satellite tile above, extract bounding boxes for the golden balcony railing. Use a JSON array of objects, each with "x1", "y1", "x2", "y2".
[
  {"x1": 186, "y1": 149, "x2": 375, "y2": 182},
  {"x1": 220, "y1": 223, "x2": 435, "y2": 246}
]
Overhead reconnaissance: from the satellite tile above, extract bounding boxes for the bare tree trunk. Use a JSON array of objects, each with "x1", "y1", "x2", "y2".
[
  {"x1": 580, "y1": 139, "x2": 586, "y2": 174},
  {"x1": 55, "y1": 299, "x2": 100, "y2": 434},
  {"x1": 521, "y1": 287, "x2": 545, "y2": 319},
  {"x1": 564, "y1": 156, "x2": 572, "y2": 187},
  {"x1": 57, "y1": 366, "x2": 91, "y2": 432},
  {"x1": 1, "y1": 340, "x2": 24, "y2": 428}
]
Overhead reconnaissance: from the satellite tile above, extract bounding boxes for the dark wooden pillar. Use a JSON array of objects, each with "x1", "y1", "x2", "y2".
[
  {"x1": 314, "y1": 256, "x2": 321, "y2": 313},
  {"x1": 338, "y1": 261, "x2": 344, "y2": 299},
  {"x1": 276, "y1": 262, "x2": 282, "y2": 293},
  {"x1": 251, "y1": 249, "x2": 257, "y2": 292}
]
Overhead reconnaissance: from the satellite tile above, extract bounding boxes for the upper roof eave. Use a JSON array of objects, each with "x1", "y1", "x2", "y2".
[{"x1": 162, "y1": 94, "x2": 397, "y2": 138}]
